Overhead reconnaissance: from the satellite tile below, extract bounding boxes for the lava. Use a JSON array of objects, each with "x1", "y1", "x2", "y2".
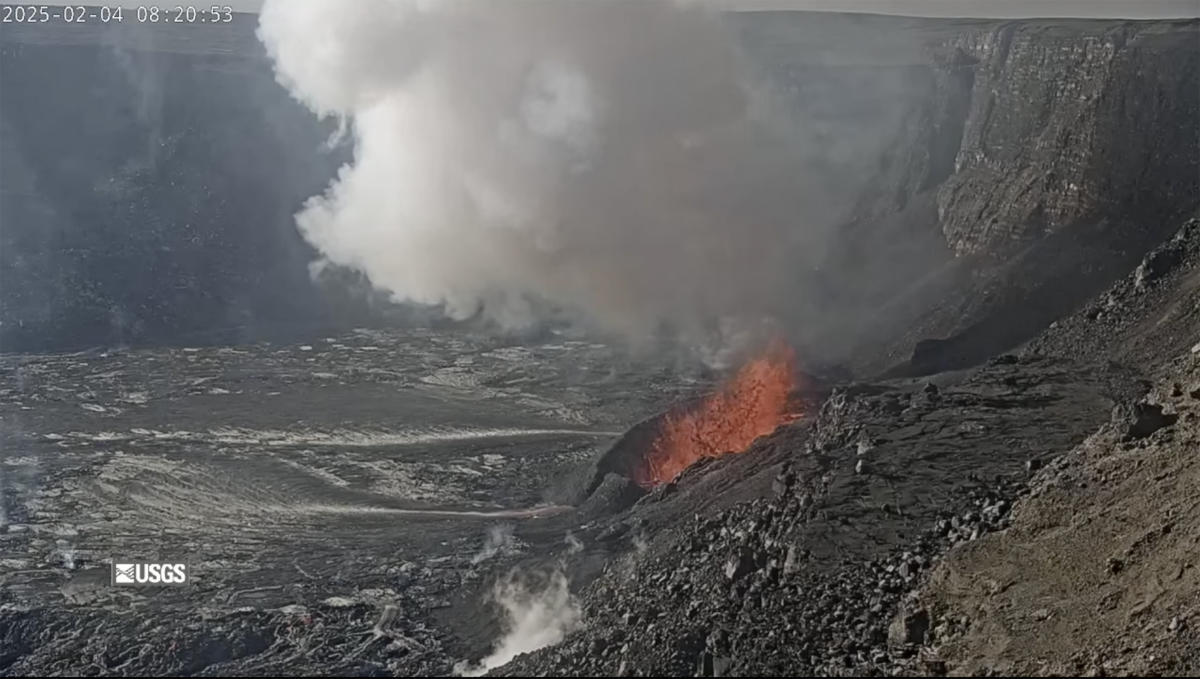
[{"x1": 635, "y1": 339, "x2": 800, "y2": 487}]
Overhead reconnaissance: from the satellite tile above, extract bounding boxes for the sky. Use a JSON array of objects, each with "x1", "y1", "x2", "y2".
[{"x1": 76, "y1": 1, "x2": 1200, "y2": 19}]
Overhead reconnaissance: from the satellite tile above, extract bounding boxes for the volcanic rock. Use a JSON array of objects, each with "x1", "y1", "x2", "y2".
[
  {"x1": 1115, "y1": 402, "x2": 1178, "y2": 440},
  {"x1": 502, "y1": 197, "x2": 1200, "y2": 677},
  {"x1": 3, "y1": 10, "x2": 1199, "y2": 679},
  {"x1": 724, "y1": 548, "x2": 758, "y2": 582},
  {"x1": 897, "y1": 273, "x2": 1200, "y2": 676},
  {"x1": 888, "y1": 607, "x2": 931, "y2": 647},
  {"x1": 579, "y1": 473, "x2": 646, "y2": 518}
]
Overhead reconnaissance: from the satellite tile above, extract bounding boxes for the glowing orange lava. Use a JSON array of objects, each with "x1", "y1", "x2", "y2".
[{"x1": 635, "y1": 339, "x2": 800, "y2": 487}]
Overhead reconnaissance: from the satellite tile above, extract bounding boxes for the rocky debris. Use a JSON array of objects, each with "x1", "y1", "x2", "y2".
[
  {"x1": 1134, "y1": 223, "x2": 1194, "y2": 290},
  {"x1": 500, "y1": 215, "x2": 1200, "y2": 675},
  {"x1": 1028, "y1": 216, "x2": 1200, "y2": 370},
  {"x1": 770, "y1": 470, "x2": 794, "y2": 496},
  {"x1": 578, "y1": 474, "x2": 646, "y2": 519},
  {"x1": 503, "y1": 472, "x2": 1026, "y2": 677},
  {"x1": 2, "y1": 13, "x2": 1197, "y2": 679},
  {"x1": 694, "y1": 650, "x2": 733, "y2": 678},
  {"x1": 2, "y1": 601, "x2": 450, "y2": 676},
  {"x1": 501, "y1": 354, "x2": 1116, "y2": 676},
  {"x1": 901, "y1": 350, "x2": 1200, "y2": 676},
  {"x1": 722, "y1": 548, "x2": 759, "y2": 582},
  {"x1": 1115, "y1": 401, "x2": 1178, "y2": 440},
  {"x1": 889, "y1": 607, "x2": 930, "y2": 647}
]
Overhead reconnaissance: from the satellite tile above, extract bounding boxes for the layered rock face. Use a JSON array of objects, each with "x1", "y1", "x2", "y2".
[
  {"x1": 0, "y1": 20, "x2": 350, "y2": 352},
  {"x1": 730, "y1": 14, "x2": 1197, "y2": 376},
  {"x1": 736, "y1": 14, "x2": 1198, "y2": 267},
  {"x1": 2, "y1": 14, "x2": 1196, "y2": 361},
  {"x1": 937, "y1": 21, "x2": 1200, "y2": 256}
]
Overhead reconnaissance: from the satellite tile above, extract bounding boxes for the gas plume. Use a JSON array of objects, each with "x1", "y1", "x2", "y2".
[
  {"x1": 258, "y1": 0, "x2": 883, "y2": 341},
  {"x1": 456, "y1": 567, "x2": 581, "y2": 675}
]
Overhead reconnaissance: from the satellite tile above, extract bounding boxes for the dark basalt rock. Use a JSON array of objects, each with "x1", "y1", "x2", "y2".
[
  {"x1": 888, "y1": 607, "x2": 931, "y2": 648},
  {"x1": 581, "y1": 398, "x2": 702, "y2": 499},
  {"x1": 937, "y1": 23, "x2": 1200, "y2": 257},
  {"x1": 4, "y1": 10, "x2": 1199, "y2": 679},
  {"x1": 578, "y1": 473, "x2": 646, "y2": 519},
  {"x1": 1116, "y1": 402, "x2": 1179, "y2": 440},
  {"x1": 502, "y1": 353, "x2": 1125, "y2": 677}
]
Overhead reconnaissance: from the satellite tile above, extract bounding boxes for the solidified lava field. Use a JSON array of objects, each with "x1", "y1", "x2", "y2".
[{"x1": 0, "y1": 328, "x2": 716, "y2": 674}]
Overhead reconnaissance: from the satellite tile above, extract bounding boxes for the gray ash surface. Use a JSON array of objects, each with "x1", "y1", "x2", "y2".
[
  {"x1": 500, "y1": 214, "x2": 1200, "y2": 677},
  {"x1": 0, "y1": 329, "x2": 712, "y2": 676},
  {"x1": 501, "y1": 354, "x2": 1133, "y2": 676}
]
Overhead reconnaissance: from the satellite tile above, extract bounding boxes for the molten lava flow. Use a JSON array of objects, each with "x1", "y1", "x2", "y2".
[{"x1": 635, "y1": 339, "x2": 799, "y2": 487}]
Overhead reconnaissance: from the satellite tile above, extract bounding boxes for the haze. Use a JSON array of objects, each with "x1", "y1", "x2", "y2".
[{"x1": 77, "y1": 1, "x2": 1200, "y2": 19}]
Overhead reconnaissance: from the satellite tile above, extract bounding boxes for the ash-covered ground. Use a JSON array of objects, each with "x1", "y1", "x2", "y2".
[
  {"x1": 0, "y1": 329, "x2": 715, "y2": 675},
  {"x1": 5, "y1": 220, "x2": 1194, "y2": 676},
  {"x1": 504, "y1": 218, "x2": 1200, "y2": 677},
  {"x1": 4, "y1": 222, "x2": 1196, "y2": 677}
]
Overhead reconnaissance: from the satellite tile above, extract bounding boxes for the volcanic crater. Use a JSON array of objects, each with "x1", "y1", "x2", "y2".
[{"x1": 1, "y1": 7, "x2": 1199, "y2": 679}]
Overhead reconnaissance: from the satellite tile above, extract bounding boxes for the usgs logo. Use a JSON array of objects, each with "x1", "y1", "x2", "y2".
[{"x1": 112, "y1": 562, "x2": 188, "y2": 586}]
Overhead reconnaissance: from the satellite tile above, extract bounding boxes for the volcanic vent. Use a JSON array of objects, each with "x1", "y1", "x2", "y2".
[
  {"x1": 586, "y1": 339, "x2": 804, "y2": 498},
  {"x1": 635, "y1": 340, "x2": 801, "y2": 486}
]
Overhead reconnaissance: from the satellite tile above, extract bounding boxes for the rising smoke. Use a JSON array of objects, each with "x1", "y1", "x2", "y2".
[
  {"x1": 258, "y1": 0, "x2": 905, "y2": 346},
  {"x1": 471, "y1": 523, "x2": 517, "y2": 564},
  {"x1": 456, "y1": 567, "x2": 581, "y2": 675}
]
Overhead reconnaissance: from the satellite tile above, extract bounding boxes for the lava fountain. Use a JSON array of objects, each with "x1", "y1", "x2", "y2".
[{"x1": 634, "y1": 339, "x2": 801, "y2": 487}]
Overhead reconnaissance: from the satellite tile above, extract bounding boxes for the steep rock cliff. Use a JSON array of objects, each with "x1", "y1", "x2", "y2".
[
  {"x1": 2, "y1": 14, "x2": 1196, "y2": 361},
  {"x1": 938, "y1": 20, "x2": 1200, "y2": 256},
  {"x1": 739, "y1": 15, "x2": 1200, "y2": 375},
  {"x1": 0, "y1": 19, "x2": 355, "y2": 352}
]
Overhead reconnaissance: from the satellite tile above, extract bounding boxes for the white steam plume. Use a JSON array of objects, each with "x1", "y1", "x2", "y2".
[
  {"x1": 471, "y1": 523, "x2": 516, "y2": 564},
  {"x1": 258, "y1": 0, "x2": 871, "y2": 340},
  {"x1": 456, "y1": 567, "x2": 581, "y2": 675}
]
